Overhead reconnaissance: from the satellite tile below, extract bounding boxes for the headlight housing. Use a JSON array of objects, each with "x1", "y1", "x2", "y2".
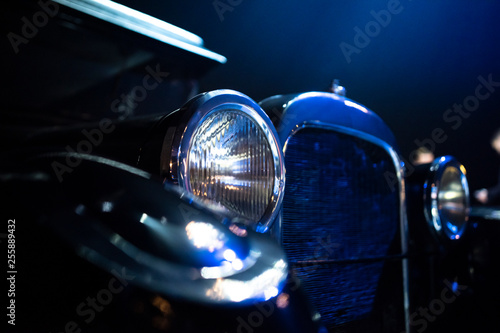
[
  {"x1": 164, "y1": 90, "x2": 285, "y2": 232},
  {"x1": 424, "y1": 156, "x2": 470, "y2": 241}
]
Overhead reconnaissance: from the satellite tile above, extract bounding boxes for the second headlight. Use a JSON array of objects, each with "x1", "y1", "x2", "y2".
[{"x1": 424, "y1": 156, "x2": 470, "y2": 241}]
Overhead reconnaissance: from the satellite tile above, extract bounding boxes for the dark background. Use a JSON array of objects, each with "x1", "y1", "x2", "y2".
[{"x1": 116, "y1": 0, "x2": 500, "y2": 194}]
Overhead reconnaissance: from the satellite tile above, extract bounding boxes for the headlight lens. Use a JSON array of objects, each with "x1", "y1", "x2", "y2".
[
  {"x1": 424, "y1": 156, "x2": 470, "y2": 240},
  {"x1": 188, "y1": 109, "x2": 275, "y2": 222},
  {"x1": 168, "y1": 90, "x2": 285, "y2": 232}
]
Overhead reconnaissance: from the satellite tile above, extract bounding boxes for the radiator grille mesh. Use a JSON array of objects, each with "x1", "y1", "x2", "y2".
[{"x1": 282, "y1": 128, "x2": 402, "y2": 330}]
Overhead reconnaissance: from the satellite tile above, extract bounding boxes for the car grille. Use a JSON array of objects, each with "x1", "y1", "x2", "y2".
[{"x1": 282, "y1": 127, "x2": 405, "y2": 332}]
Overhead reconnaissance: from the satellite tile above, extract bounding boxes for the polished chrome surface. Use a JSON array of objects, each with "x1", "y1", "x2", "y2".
[
  {"x1": 260, "y1": 91, "x2": 398, "y2": 151},
  {"x1": 40, "y1": 153, "x2": 288, "y2": 305},
  {"x1": 424, "y1": 156, "x2": 470, "y2": 241},
  {"x1": 53, "y1": 0, "x2": 227, "y2": 63},
  {"x1": 169, "y1": 90, "x2": 285, "y2": 233}
]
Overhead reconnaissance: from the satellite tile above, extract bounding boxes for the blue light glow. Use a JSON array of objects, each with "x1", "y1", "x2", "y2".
[{"x1": 446, "y1": 221, "x2": 458, "y2": 234}]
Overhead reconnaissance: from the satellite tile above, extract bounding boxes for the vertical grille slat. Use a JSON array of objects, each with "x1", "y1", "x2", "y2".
[{"x1": 283, "y1": 128, "x2": 403, "y2": 331}]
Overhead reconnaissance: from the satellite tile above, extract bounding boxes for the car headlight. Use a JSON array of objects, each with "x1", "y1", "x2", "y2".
[
  {"x1": 164, "y1": 90, "x2": 285, "y2": 232},
  {"x1": 424, "y1": 156, "x2": 470, "y2": 241}
]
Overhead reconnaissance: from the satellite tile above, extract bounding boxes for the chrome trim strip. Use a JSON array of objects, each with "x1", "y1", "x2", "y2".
[
  {"x1": 54, "y1": 0, "x2": 227, "y2": 64},
  {"x1": 283, "y1": 121, "x2": 410, "y2": 333}
]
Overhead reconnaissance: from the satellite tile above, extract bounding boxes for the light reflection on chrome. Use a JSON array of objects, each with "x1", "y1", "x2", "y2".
[
  {"x1": 185, "y1": 221, "x2": 225, "y2": 252},
  {"x1": 200, "y1": 249, "x2": 260, "y2": 279},
  {"x1": 223, "y1": 249, "x2": 236, "y2": 261},
  {"x1": 204, "y1": 259, "x2": 287, "y2": 302},
  {"x1": 53, "y1": 0, "x2": 227, "y2": 63},
  {"x1": 344, "y1": 100, "x2": 369, "y2": 114},
  {"x1": 47, "y1": 153, "x2": 288, "y2": 306}
]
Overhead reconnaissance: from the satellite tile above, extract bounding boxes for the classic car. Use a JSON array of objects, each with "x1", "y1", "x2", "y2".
[{"x1": 2, "y1": 1, "x2": 493, "y2": 333}]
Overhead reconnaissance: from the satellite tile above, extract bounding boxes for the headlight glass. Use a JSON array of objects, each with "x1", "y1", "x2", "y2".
[
  {"x1": 169, "y1": 90, "x2": 285, "y2": 232},
  {"x1": 188, "y1": 109, "x2": 275, "y2": 222},
  {"x1": 425, "y1": 156, "x2": 470, "y2": 240}
]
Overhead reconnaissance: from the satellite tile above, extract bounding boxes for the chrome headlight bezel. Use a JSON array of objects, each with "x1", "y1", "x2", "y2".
[
  {"x1": 424, "y1": 156, "x2": 470, "y2": 241},
  {"x1": 165, "y1": 89, "x2": 285, "y2": 233}
]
